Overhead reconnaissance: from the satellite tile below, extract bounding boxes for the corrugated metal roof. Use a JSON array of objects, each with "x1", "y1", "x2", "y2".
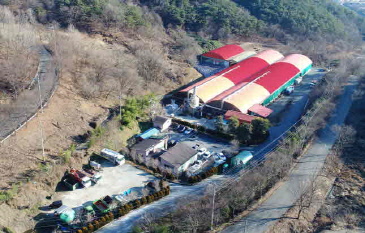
[
  {"x1": 255, "y1": 62, "x2": 300, "y2": 93},
  {"x1": 279, "y1": 54, "x2": 312, "y2": 71},
  {"x1": 248, "y1": 104, "x2": 273, "y2": 117},
  {"x1": 195, "y1": 76, "x2": 235, "y2": 102},
  {"x1": 181, "y1": 50, "x2": 283, "y2": 99},
  {"x1": 224, "y1": 110, "x2": 257, "y2": 123},
  {"x1": 223, "y1": 57, "x2": 271, "y2": 84},
  {"x1": 138, "y1": 128, "x2": 160, "y2": 140},
  {"x1": 223, "y1": 83, "x2": 271, "y2": 113},
  {"x1": 255, "y1": 49, "x2": 285, "y2": 64},
  {"x1": 201, "y1": 44, "x2": 244, "y2": 60},
  {"x1": 230, "y1": 50, "x2": 256, "y2": 63}
]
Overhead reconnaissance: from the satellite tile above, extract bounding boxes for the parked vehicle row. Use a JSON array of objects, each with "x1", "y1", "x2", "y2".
[{"x1": 173, "y1": 124, "x2": 196, "y2": 135}]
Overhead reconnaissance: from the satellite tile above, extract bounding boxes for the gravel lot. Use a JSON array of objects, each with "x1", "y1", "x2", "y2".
[{"x1": 57, "y1": 163, "x2": 156, "y2": 208}]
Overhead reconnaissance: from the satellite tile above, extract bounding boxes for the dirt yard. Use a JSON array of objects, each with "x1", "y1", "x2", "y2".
[{"x1": 57, "y1": 163, "x2": 156, "y2": 208}]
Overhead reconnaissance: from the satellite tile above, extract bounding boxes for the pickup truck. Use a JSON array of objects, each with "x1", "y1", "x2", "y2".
[
  {"x1": 93, "y1": 199, "x2": 109, "y2": 213},
  {"x1": 63, "y1": 176, "x2": 80, "y2": 191},
  {"x1": 83, "y1": 168, "x2": 102, "y2": 184},
  {"x1": 69, "y1": 169, "x2": 92, "y2": 188}
]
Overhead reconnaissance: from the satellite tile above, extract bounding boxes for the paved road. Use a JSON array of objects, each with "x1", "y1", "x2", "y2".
[
  {"x1": 0, "y1": 46, "x2": 57, "y2": 140},
  {"x1": 252, "y1": 69, "x2": 324, "y2": 159},
  {"x1": 96, "y1": 70, "x2": 326, "y2": 232},
  {"x1": 220, "y1": 75, "x2": 359, "y2": 233}
]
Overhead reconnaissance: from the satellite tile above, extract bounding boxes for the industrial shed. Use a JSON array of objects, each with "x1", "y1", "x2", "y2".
[
  {"x1": 201, "y1": 44, "x2": 245, "y2": 61},
  {"x1": 181, "y1": 49, "x2": 284, "y2": 103},
  {"x1": 207, "y1": 54, "x2": 312, "y2": 114}
]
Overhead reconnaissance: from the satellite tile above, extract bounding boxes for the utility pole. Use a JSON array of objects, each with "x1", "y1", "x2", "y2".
[
  {"x1": 37, "y1": 70, "x2": 46, "y2": 161},
  {"x1": 119, "y1": 89, "x2": 122, "y2": 119},
  {"x1": 211, "y1": 184, "x2": 216, "y2": 231}
]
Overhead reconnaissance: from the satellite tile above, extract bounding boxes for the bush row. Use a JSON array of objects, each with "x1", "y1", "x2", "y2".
[
  {"x1": 172, "y1": 118, "x2": 234, "y2": 141},
  {"x1": 188, "y1": 166, "x2": 219, "y2": 184},
  {"x1": 75, "y1": 187, "x2": 171, "y2": 233}
]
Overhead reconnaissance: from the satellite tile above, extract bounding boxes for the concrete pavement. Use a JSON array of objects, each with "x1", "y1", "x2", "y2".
[{"x1": 220, "y1": 75, "x2": 359, "y2": 233}]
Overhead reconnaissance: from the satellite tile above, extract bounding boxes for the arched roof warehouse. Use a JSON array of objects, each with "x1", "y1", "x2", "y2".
[
  {"x1": 209, "y1": 54, "x2": 312, "y2": 113},
  {"x1": 201, "y1": 44, "x2": 245, "y2": 60},
  {"x1": 180, "y1": 49, "x2": 284, "y2": 103}
]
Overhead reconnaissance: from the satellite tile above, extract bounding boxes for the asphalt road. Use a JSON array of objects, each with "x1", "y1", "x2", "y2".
[
  {"x1": 252, "y1": 69, "x2": 325, "y2": 159},
  {"x1": 0, "y1": 46, "x2": 57, "y2": 140},
  {"x1": 96, "y1": 70, "x2": 327, "y2": 233},
  {"x1": 220, "y1": 75, "x2": 359, "y2": 233}
]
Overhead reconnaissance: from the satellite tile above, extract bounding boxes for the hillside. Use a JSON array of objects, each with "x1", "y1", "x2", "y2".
[{"x1": 0, "y1": 0, "x2": 365, "y2": 232}]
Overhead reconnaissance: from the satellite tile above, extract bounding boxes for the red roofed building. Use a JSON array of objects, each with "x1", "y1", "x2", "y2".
[
  {"x1": 248, "y1": 104, "x2": 273, "y2": 118},
  {"x1": 202, "y1": 44, "x2": 245, "y2": 61},
  {"x1": 224, "y1": 110, "x2": 257, "y2": 124}
]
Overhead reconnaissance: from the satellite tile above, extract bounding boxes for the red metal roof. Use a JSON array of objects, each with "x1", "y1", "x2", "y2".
[
  {"x1": 224, "y1": 110, "x2": 257, "y2": 124},
  {"x1": 248, "y1": 104, "x2": 273, "y2": 117},
  {"x1": 254, "y1": 62, "x2": 300, "y2": 93},
  {"x1": 202, "y1": 44, "x2": 244, "y2": 60},
  {"x1": 181, "y1": 49, "x2": 284, "y2": 93},
  {"x1": 223, "y1": 57, "x2": 270, "y2": 84}
]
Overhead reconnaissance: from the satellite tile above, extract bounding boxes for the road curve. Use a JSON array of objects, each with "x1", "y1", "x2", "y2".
[
  {"x1": 0, "y1": 46, "x2": 57, "y2": 140},
  {"x1": 220, "y1": 75, "x2": 359, "y2": 233}
]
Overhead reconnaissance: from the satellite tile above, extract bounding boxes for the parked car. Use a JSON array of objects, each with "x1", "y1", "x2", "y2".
[
  {"x1": 198, "y1": 147, "x2": 207, "y2": 153},
  {"x1": 190, "y1": 160, "x2": 203, "y2": 172},
  {"x1": 89, "y1": 161, "x2": 101, "y2": 171},
  {"x1": 178, "y1": 126, "x2": 186, "y2": 133},
  {"x1": 203, "y1": 151, "x2": 212, "y2": 159},
  {"x1": 214, "y1": 153, "x2": 226, "y2": 162},
  {"x1": 184, "y1": 128, "x2": 193, "y2": 134},
  {"x1": 284, "y1": 85, "x2": 294, "y2": 95},
  {"x1": 309, "y1": 81, "x2": 317, "y2": 87}
]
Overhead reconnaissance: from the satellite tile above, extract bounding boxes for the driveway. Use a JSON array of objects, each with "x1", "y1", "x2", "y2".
[{"x1": 220, "y1": 75, "x2": 359, "y2": 233}]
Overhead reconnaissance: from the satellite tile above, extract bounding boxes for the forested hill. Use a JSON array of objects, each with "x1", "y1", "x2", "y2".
[
  {"x1": 4, "y1": 0, "x2": 361, "y2": 44},
  {"x1": 140, "y1": 0, "x2": 365, "y2": 41}
]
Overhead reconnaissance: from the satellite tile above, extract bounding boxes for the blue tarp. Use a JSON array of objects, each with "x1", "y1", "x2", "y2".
[{"x1": 138, "y1": 128, "x2": 160, "y2": 140}]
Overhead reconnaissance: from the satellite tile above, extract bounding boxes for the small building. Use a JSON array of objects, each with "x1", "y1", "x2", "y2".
[
  {"x1": 153, "y1": 116, "x2": 172, "y2": 132},
  {"x1": 130, "y1": 137, "x2": 168, "y2": 163},
  {"x1": 248, "y1": 104, "x2": 273, "y2": 118},
  {"x1": 224, "y1": 110, "x2": 257, "y2": 124},
  {"x1": 158, "y1": 143, "x2": 199, "y2": 175},
  {"x1": 200, "y1": 44, "x2": 245, "y2": 67},
  {"x1": 137, "y1": 128, "x2": 160, "y2": 140},
  {"x1": 230, "y1": 151, "x2": 253, "y2": 167}
]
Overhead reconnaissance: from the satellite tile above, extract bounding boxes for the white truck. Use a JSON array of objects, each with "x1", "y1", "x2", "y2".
[{"x1": 100, "y1": 148, "x2": 125, "y2": 165}]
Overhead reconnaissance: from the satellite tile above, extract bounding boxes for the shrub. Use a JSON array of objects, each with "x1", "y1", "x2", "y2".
[
  {"x1": 134, "y1": 199, "x2": 142, "y2": 208},
  {"x1": 81, "y1": 227, "x2": 88, "y2": 233},
  {"x1": 141, "y1": 196, "x2": 147, "y2": 205},
  {"x1": 76, "y1": 230, "x2": 83, "y2": 233},
  {"x1": 100, "y1": 217, "x2": 106, "y2": 225},
  {"x1": 147, "y1": 195, "x2": 154, "y2": 203},
  {"x1": 88, "y1": 224, "x2": 94, "y2": 231},
  {"x1": 93, "y1": 220, "x2": 100, "y2": 229}
]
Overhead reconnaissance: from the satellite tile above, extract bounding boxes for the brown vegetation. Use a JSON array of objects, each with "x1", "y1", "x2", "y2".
[{"x1": 0, "y1": 6, "x2": 38, "y2": 99}]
